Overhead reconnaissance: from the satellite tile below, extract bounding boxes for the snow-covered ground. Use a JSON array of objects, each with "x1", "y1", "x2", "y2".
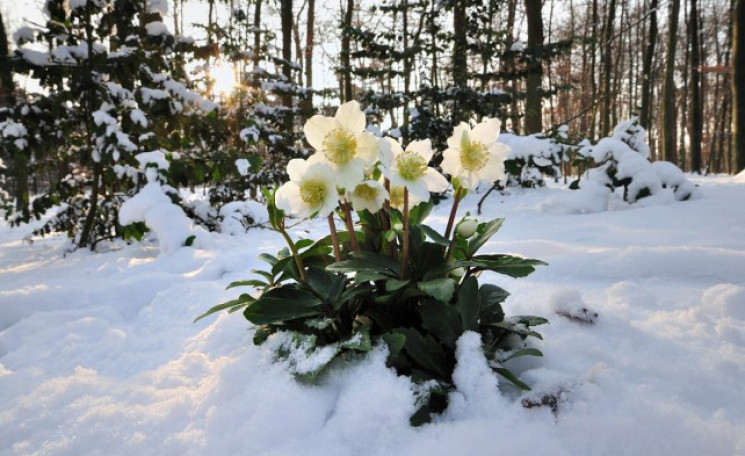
[{"x1": 1, "y1": 174, "x2": 744, "y2": 456}]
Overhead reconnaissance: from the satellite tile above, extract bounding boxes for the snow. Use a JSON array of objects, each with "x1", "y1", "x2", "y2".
[
  {"x1": 145, "y1": 21, "x2": 171, "y2": 37},
  {"x1": 1, "y1": 174, "x2": 745, "y2": 455}
]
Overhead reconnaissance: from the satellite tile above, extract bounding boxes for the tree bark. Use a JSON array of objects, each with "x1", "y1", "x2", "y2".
[
  {"x1": 689, "y1": 0, "x2": 703, "y2": 172},
  {"x1": 281, "y1": 0, "x2": 294, "y2": 130},
  {"x1": 600, "y1": 0, "x2": 618, "y2": 136},
  {"x1": 733, "y1": 0, "x2": 745, "y2": 173},
  {"x1": 640, "y1": 0, "x2": 658, "y2": 131},
  {"x1": 524, "y1": 0, "x2": 544, "y2": 134},
  {"x1": 0, "y1": 10, "x2": 15, "y2": 108},
  {"x1": 661, "y1": 0, "x2": 681, "y2": 163},
  {"x1": 341, "y1": 0, "x2": 354, "y2": 102}
]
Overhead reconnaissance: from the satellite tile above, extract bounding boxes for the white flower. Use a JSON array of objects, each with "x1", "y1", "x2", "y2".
[
  {"x1": 379, "y1": 138, "x2": 449, "y2": 202},
  {"x1": 348, "y1": 180, "x2": 389, "y2": 213},
  {"x1": 303, "y1": 100, "x2": 380, "y2": 190},
  {"x1": 441, "y1": 118, "x2": 510, "y2": 189},
  {"x1": 275, "y1": 158, "x2": 338, "y2": 219}
]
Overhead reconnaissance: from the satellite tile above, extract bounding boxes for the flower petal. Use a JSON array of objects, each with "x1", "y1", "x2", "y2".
[
  {"x1": 440, "y1": 148, "x2": 461, "y2": 176},
  {"x1": 408, "y1": 139, "x2": 433, "y2": 163},
  {"x1": 286, "y1": 158, "x2": 308, "y2": 182},
  {"x1": 423, "y1": 167, "x2": 450, "y2": 193},
  {"x1": 356, "y1": 131, "x2": 380, "y2": 165},
  {"x1": 335, "y1": 100, "x2": 366, "y2": 132},
  {"x1": 447, "y1": 123, "x2": 469, "y2": 150},
  {"x1": 275, "y1": 181, "x2": 303, "y2": 216},
  {"x1": 304, "y1": 115, "x2": 336, "y2": 151},
  {"x1": 407, "y1": 179, "x2": 431, "y2": 202},
  {"x1": 471, "y1": 118, "x2": 500, "y2": 145}
]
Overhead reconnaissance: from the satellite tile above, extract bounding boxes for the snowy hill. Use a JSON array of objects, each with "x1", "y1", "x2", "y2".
[{"x1": 1, "y1": 175, "x2": 744, "y2": 455}]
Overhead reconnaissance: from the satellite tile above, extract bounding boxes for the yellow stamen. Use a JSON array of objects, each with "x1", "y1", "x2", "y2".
[
  {"x1": 353, "y1": 183, "x2": 378, "y2": 201},
  {"x1": 323, "y1": 129, "x2": 358, "y2": 164},
  {"x1": 299, "y1": 179, "x2": 327, "y2": 206},
  {"x1": 396, "y1": 151, "x2": 427, "y2": 181},
  {"x1": 460, "y1": 140, "x2": 489, "y2": 172}
]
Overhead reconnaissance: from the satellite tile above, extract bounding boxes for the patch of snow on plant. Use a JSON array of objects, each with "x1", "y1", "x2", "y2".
[{"x1": 446, "y1": 331, "x2": 504, "y2": 419}]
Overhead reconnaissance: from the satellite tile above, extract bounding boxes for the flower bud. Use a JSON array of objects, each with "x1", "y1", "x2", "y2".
[{"x1": 456, "y1": 217, "x2": 479, "y2": 238}]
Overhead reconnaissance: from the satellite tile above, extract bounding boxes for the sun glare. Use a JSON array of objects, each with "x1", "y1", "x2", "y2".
[{"x1": 209, "y1": 61, "x2": 238, "y2": 97}]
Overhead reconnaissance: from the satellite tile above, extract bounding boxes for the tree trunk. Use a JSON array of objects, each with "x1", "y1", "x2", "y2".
[
  {"x1": 640, "y1": 0, "x2": 658, "y2": 131},
  {"x1": 0, "y1": 10, "x2": 15, "y2": 108},
  {"x1": 299, "y1": 0, "x2": 315, "y2": 120},
  {"x1": 281, "y1": 0, "x2": 293, "y2": 130},
  {"x1": 341, "y1": 0, "x2": 354, "y2": 102},
  {"x1": 734, "y1": 0, "x2": 745, "y2": 173},
  {"x1": 600, "y1": 0, "x2": 617, "y2": 136},
  {"x1": 524, "y1": 0, "x2": 544, "y2": 134},
  {"x1": 661, "y1": 0, "x2": 681, "y2": 163},
  {"x1": 689, "y1": 0, "x2": 703, "y2": 173}
]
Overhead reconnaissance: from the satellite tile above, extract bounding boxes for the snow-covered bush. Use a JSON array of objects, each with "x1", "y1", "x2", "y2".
[
  {"x1": 500, "y1": 132, "x2": 564, "y2": 188},
  {"x1": 580, "y1": 118, "x2": 697, "y2": 204},
  {"x1": 198, "y1": 103, "x2": 547, "y2": 425}
]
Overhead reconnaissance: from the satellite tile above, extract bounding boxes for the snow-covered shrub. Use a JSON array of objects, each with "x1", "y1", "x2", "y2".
[
  {"x1": 198, "y1": 104, "x2": 547, "y2": 425},
  {"x1": 582, "y1": 118, "x2": 697, "y2": 204},
  {"x1": 500, "y1": 132, "x2": 564, "y2": 188}
]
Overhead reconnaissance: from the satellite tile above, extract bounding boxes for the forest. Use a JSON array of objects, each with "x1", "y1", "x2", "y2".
[{"x1": 0, "y1": 0, "x2": 743, "y2": 250}]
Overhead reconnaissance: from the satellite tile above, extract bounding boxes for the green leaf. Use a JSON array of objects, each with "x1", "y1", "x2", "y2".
[
  {"x1": 516, "y1": 316, "x2": 550, "y2": 326},
  {"x1": 478, "y1": 284, "x2": 508, "y2": 325},
  {"x1": 418, "y1": 301, "x2": 464, "y2": 348},
  {"x1": 417, "y1": 278, "x2": 456, "y2": 303},
  {"x1": 381, "y1": 332, "x2": 406, "y2": 361},
  {"x1": 456, "y1": 254, "x2": 547, "y2": 278},
  {"x1": 466, "y1": 218, "x2": 505, "y2": 257},
  {"x1": 457, "y1": 276, "x2": 480, "y2": 331},
  {"x1": 194, "y1": 293, "x2": 255, "y2": 322},
  {"x1": 409, "y1": 200, "x2": 434, "y2": 226},
  {"x1": 243, "y1": 286, "x2": 323, "y2": 325},
  {"x1": 396, "y1": 328, "x2": 451, "y2": 380},
  {"x1": 419, "y1": 224, "x2": 449, "y2": 246},
  {"x1": 385, "y1": 279, "x2": 410, "y2": 292},
  {"x1": 502, "y1": 347, "x2": 543, "y2": 363},
  {"x1": 226, "y1": 280, "x2": 267, "y2": 290},
  {"x1": 295, "y1": 238, "x2": 314, "y2": 250},
  {"x1": 492, "y1": 367, "x2": 532, "y2": 390},
  {"x1": 485, "y1": 321, "x2": 544, "y2": 340},
  {"x1": 183, "y1": 235, "x2": 196, "y2": 247},
  {"x1": 327, "y1": 251, "x2": 400, "y2": 279},
  {"x1": 253, "y1": 325, "x2": 275, "y2": 345}
]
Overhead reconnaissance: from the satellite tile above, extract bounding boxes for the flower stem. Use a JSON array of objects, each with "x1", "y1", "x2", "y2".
[
  {"x1": 400, "y1": 188, "x2": 410, "y2": 279},
  {"x1": 444, "y1": 186, "x2": 463, "y2": 240},
  {"x1": 342, "y1": 200, "x2": 360, "y2": 252},
  {"x1": 278, "y1": 218, "x2": 307, "y2": 282},
  {"x1": 327, "y1": 213, "x2": 342, "y2": 261}
]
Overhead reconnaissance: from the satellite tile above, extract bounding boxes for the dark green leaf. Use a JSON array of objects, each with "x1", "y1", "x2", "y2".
[
  {"x1": 420, "y1": 224, "x2": 449, "y2": 246},
  {"x1": 457, "y1": 276, "x2": 480, "y2": 331},
  {"x1": 478, "y1": 284, "x2": 508, "y2": 324},
  {"x1": 396, "y1": 328, "x2": 451, "y2": 380},
  {"x1": 456, "y1": 254, "x2": 547, "y2": 278},
  {"x1": 226, "y1": 280, "x2": 267, "y2": 290},
  {"x1": 418, "y1": 301, "x2": 464, "y2": 348},
  {"x1": 253, "y1": 325, "x2": 275, "y2": 345},
  {"x1": 502, "y1": 347, "x2": 543, "y2": 362},
  {"x1": 466, "y1": 218, "x2": 505, "y2": 257},
  {"x1": 194, "y1": 293, "x2": 255, "y2": 322},
  {"x1": 385, "y1": 279, "x2": 410, "y2": 292},
  {"x1": 492, "y1": 367, "x2": 532, "y2": 390},
  {"x1": 243, "y1": 286, "x2": 323, "y2": 325},
  {"x1": 485, "y1": 321, "x2": 544, "y2": 340},
  {"x1": 418, "y1": 278, "x2": 456, "y2": 303}
]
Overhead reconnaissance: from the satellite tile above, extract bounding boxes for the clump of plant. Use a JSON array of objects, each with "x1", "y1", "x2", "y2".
[{"x1": 198, "y1": 101, "x2": 547, "y2": 425}]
